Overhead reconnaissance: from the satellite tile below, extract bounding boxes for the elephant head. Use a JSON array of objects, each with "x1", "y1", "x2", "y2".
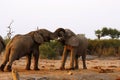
[
  {"x1": 27, "y1": 29, "x2": 58, "y2": 44},
  {"x1": 54, "y1": 28, "x2": 79, "y2": 46},
  {"x1": 36, "y1": 29, "x2": 59, "y2": 42},
  {"x1": 27, "y1": 31, "x2": 44, "y2": 44},
  {"x1": 54, "y1": 28, "x2": 66, "y2": 37}
]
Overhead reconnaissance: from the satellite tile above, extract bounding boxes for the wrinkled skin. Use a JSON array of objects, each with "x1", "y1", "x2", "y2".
[
  {"x1": 55, "y1": 28, "x2": 88, "y2": 70},
  {"x1": 0, "y1": 36, "x2": 5, "y2": 54},
  {"x1": 0, "y1": 29, "x2": 58, "y2": 72}
]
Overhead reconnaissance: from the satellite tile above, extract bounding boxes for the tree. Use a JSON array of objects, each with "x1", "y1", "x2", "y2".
[
  {"x1": 101, "y1": 27, "x2": 109, "y2": 37},
  {"x1": 95, "y1": 27, "x2": 120, "y2": 39},
  {"x1": 117, "y1": 31, "x2": 120, "y2": 38},
  {"x1": 7, "y1": 20, "x2": 14, "y2": 39},
  {"x1": 95, "y1": 29, "x2": 102, "y2": 39},
  {"x1": 108, "y1": 28, "x2": 119, "y2": 39}
]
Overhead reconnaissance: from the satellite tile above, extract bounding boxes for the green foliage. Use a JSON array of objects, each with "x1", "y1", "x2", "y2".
[
  {"x1": 101, "y1": 27, "x2": 109, "y2": 36},
  {"x1": 95, "y1": 27, "x2": 120, "y2": 39},
  {"x1": 95, "y1": 30, "x2": 102, "y2": 39},
  {"x1": 108, "y1": 28, "x2": 119, "y2": 39},
  {"x1": 39, "y1": 40, "x2": 63, "y2": 59},
  {"x1": 88, "y1": 39, "x2": 120, "y2": 57}
]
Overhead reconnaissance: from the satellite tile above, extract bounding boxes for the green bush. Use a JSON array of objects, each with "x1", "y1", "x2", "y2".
[
  {"x1": 88, "y1": 39, "x2": 120, "y2": 57},
  {"x1": 39, "y1": 41, "x2": 63, "y2": 59}
]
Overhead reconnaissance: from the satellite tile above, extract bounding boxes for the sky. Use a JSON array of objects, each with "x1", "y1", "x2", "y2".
[{"x1": 0, "y1": 0, "x2": 120, "y2": 39}]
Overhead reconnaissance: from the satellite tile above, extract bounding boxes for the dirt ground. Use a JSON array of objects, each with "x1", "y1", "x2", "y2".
[{"x1": 1, "y1": 54, "x2": 120, "y2": 80}]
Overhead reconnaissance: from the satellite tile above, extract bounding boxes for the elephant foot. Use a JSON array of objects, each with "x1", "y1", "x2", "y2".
[
  {"x1": 83, "y1": 67, "x2": 87, "y2": 69},
  {"x1": 25, "y1": 67, "x2": 31, "y2": 70},
  {"x1": 34, "y1": 67, "x2": 39, "y2": 70},
  {"x1": 25, "y1": 66, "x2": 31, "y2": 70},
  {"x1": 74, "y1": 66, "x2": 79, "y2": 70},
  {"x1": 0, "y1": 64, "x2": 5, "y2": 71},
  {"x1": 60, "y1": 67, "x2": 65, "y2": 70},
  {"x1": 7, "y1": 65, "x2": 12, "y2": 72},
  {"x1": 67, "y1": 67, "x2": 75, "y2": 70}
]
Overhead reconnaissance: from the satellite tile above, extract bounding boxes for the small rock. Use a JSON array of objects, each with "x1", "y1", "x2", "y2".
[
  {"x1": 41, "y1": 66, "x2": 45, "y2": 68},
  {"x1": 68, "y1": 71, "x2": 73, "y2": 75}
]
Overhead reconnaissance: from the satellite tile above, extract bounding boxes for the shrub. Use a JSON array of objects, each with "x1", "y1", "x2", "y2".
[
  {"x1": 39, "y1": 41, "x2": 63, "y2": 59},
  {"x1": 88, "y1": 39, "x2": 120, "y2": 57}
]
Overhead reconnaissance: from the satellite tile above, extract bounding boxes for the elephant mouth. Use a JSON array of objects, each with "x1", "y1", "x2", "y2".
[
  {"x1": 56, "y1": 37, "x2": 65, "y2": 43},
  {"x1": 56, "y1": 37, "x2": 63, "y2": 41}
]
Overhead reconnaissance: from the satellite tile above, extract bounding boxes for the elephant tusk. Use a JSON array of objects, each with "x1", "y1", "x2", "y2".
[{"x1": 57, "y1": 37, "x2": 61, "y2": 40}]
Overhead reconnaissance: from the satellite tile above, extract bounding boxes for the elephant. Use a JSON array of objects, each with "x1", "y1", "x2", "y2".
[
  {"x1": 0, "y1": 35, "x2": 5, "y2": 54},
  {"x1": 55, "y1": 28, "x2": 88, "y2": 70},
  {"x1": 0, "y1": 29, "x2": 60, "y2": 72}
]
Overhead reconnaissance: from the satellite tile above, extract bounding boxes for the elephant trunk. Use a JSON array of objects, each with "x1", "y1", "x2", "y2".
[
  {"x1": 54, "y1": 28, "x2": 65, "y2": 37},
  {"x1": 54, "y1": 28, "x2": 66, "y2": 44}
]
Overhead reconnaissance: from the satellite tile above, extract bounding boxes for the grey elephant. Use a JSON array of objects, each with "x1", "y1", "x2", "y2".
[
  {"x1": 0, "y1": 35, "x2": 5, "y2": 54},
  {"x1": 55, "y1": 28, "x2": 88, "y2": 70},
  {"x1": 0, "y1": 29, "x2": 61, "y2": 72}
]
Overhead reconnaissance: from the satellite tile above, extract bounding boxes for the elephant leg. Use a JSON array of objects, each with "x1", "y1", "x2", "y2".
[
  {"x1": 60, "y1": 46, "x2": 68, "y2": 70},
  {"x1": 25, "y1": 54, "x2": 32, "y2": 70},
  {"x1": 0, "y1": 60, "x2": 9, "y2": 71},
  {"x1": 6, "y1": 59, "x2": 14, "y2": 72},
  {"x1": 74, "y1": 55, "x2": 79, "y2": 69},
  {"x1": 33, "y1": 54, "x2": 39, "y2": 70},
  {"x1": 6, "y1": 50, "x2": 19, "y2": 72},
  {"x1": 0, "y1": 59, "x2": 9, "y2": 71},
  {"x1": 33, "y1": 49, "x2": 39, "y2": 70},
  {"x1": 82, "y1": 52, "x2": 87, "y2": 69},
  {"x1": 69, "y1": 48, "x2": 76, "y2": 70},
  {"x1": 0, "y1": 51, "x2": 10, "y2": 71}
]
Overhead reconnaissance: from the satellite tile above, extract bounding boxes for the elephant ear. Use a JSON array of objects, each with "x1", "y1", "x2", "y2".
[
  {"x1": 34, "y1": 32, "x2": 44, "y2": 44},
  {"x1": 66, "y1": 36, "x2": 79, "y2": 47}
]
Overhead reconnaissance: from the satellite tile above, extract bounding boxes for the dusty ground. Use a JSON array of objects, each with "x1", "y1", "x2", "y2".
[{"x1": 1, "y1": 54, "x2": 120, "y2": 80}]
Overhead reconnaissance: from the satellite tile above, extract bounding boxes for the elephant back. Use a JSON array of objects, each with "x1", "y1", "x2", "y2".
[{"x1": 37, "y1": 29, "x2": 52, "y2": 41}]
